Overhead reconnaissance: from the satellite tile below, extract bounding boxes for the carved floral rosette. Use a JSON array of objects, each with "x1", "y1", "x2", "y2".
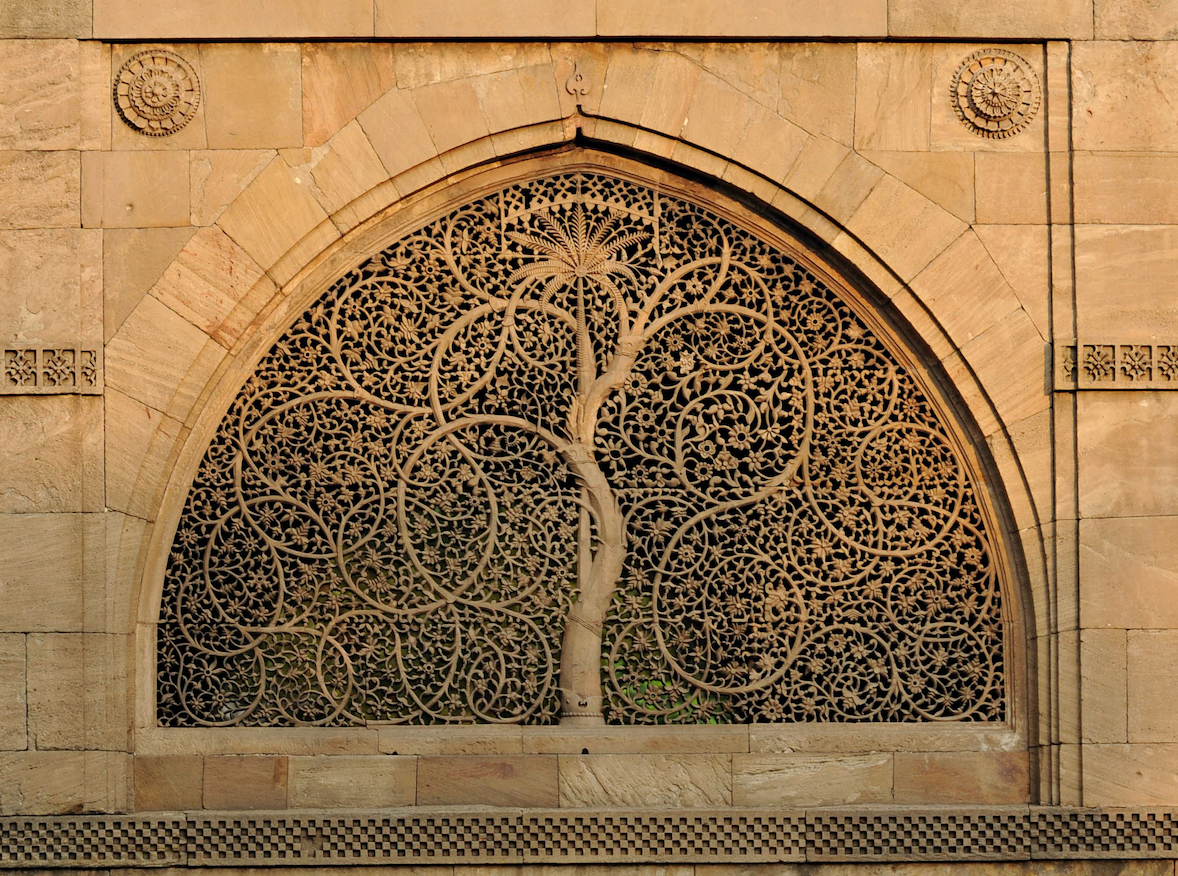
[
  {"x1": 113, "y1": 48, "x2": 201, "y2": 137},
  {"x1": 158, "y1": 171, "x2": 1007, "y2": 727},
  {"x1": 951, "y1": 49, "x2": 1041, "y2": 140}
]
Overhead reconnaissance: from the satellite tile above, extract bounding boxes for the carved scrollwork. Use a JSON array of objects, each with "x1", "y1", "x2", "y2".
[{"x1": 158, "y1": 171, "x2": 1006, "y2": 726}]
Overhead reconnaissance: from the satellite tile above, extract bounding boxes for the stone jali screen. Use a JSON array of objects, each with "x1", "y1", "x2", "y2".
[{"x1": 158, "y1": 171, "x2": 1005, "y2": 726}]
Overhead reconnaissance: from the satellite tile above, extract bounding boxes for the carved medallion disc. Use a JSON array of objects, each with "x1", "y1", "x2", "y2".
[
  {"x1": 951, "y1": 49, "x2": 1041, "y2": 139},
  {"x1": 113, "y1": 49, "x2": 201, "y2": 136}
]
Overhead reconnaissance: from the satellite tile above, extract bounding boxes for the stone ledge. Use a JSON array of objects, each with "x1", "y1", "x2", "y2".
[{"x1": 3, "y1": 807, "x2": 1178, "y2": 866}]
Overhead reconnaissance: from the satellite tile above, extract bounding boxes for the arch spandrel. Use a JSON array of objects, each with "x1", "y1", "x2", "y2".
[{"x1": 151, "y1": 158, "x2": 1020, "y2": 733}]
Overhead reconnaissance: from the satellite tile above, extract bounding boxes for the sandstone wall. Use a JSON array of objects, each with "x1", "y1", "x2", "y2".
[{"x1": 0, "y1": 0, "x2": 1176, "y2": 841}]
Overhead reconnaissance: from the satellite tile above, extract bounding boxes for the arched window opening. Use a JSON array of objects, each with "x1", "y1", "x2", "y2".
[{"x1": 158, "y1": 169, "x2": 1006, "y2": 727}]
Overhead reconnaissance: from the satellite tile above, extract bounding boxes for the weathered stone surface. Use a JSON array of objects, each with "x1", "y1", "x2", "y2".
[
  {"x1": 893, "y1": 751, "x2": 1029, "y2": 803},
  {"x1": 0, "y1": 396, "x2": 103, "y2": 513},
  {"x1": 79, "y1": 41, "x2": 110, "y2": 151},
  {"x1": 0, "y1": 40, "x2": 79, "y2": 150},
  {"x1": 95, "y1": 0, "x2": 372, "y2": 39},
  {"x1": 1075, "y1": 224, "x2": 1178, "y2": 336},
  {"x1": 418, "y1": 755, "x2": 558, "y2": 807},
  {"x1": 376, "y1": 0, "x2": 593, "y2": 37},
  {"x1": 134, "y1": 754, "x2": 203, "y2": 811},
  {"x1": 599, "y1": 0, "x2": 886, "y2": 36},
  {"x1": 471, "y1": 64, "x2": 563, "y2": 135},
  {"x1": 103, "y1": 388, "x2": 184, "y2": 520},
  {"x1": 1081, "y1": 629, "x2": 1128, "y2": 744},
  {"x1": 523, "y1": 726, "x2": 748, "y2": 755},
  {"x1": 1078, "y1": 392, "x2": 1178, "y2": 518},
  {"x1": 137, "y1": 727, "x2": 378, "y2": 757},
  {"x1": 910, "y1": 230, "x2": 1023, "y2": 347},
  {"x1": 202, "y1": 44, "x2": 302, "y2": 150},
  {"x1": 0, "y1": 229, "x2": 101, "y2": 346},
  {"x1": 812, "y1": 152, "x2": 884, "y2": 224},
  {"x1": 81, "y1": 151, "x2": 190, "y2": 229},
  {"x1": 1097, "y1": 0, "x2": 1178, "y2": 37},
  {"x1": 190, "y1": 150, "x2": 276, "y2": 227},
  {"x1": 862, "y1": 151, "x2": 974, "y2": 222},
  {"x1": 1083, "y1": 743, "x2": 1178, "y2": 805},
  {"x1": 1074, "y1": 154, "x2": 1178, "y2": 224},
  {"x1": 958, "y1": 307, "x2": 1050, "y2": 428},
  {"x1": 1074, "y1": 41, "x2": 1178, "y2": 151},
  {"x1": 558, "y1": 755, "x2": 731, "y2": 808},
  {"x1": 392, "y1": 42, "x2": 552, "y2": 91},
  {"x1": 412, "y1": 78, "x2": 491, "y2": 156},
  {"x1": 976, "y1": 153, "x2": 1049, "y2": 225},
  {"x1": 0, "y1": 0, "x2": 90, "y2": 37},
  {"x1": 27, "y1": 633, "x2": 128, "y2": 751},
  {"x1": 108, "y1": 43, "x2": 207, "y2": 152},
  {"x1": 1127, "y1": 630, "x2": 1178, "y2": 742},
  {"x1": 0, "y1": 751, "x2": 129, "y2": 814},
  {"x1": 357, "y1": 87, "x2": 438, "y2": 179},
  {"x1": 203, "y1": 756, "x2": 288, "y2": 809},
  {"x1": 379, "y1": 727, "x2": 523, "y2": 756},
  {"x1": 1081, "y1": 516, "x2": 1178, "y2": 630},
  {"x1": 0, "y1": 514, "x2": 96, "y2": 633},
  {"x1": 293, "y1": 121, "x2": 390, "y2": 217},
  {"x1": 289, "y1": 756, "x2": 416, "y2": 808},
  {"x1": 854, "y1": 44, "x2": 931, "y2": 152},
  {"x1": 217, "y1": 157, "x2": 330, "y2": 269},
  {"x1": 303, "y1": 43, "x2": 396, "y2": 147},
  {"x1": 0, "y1": 150, "x2": 79, "y2": 230},
  {"x1": 0, "y1": 635, "x2": 26, "y2": 750},
  {"x1": 889, "y1": 0, "x2": 1094, "y2": 37},
  {"x1": 103, "y1": 227, "x2": 196, "y2": 341},
  {"x1": 974, "y1": 224, "x2": 1051, "y2": 341},
  {"x1": 733, "y1": 754, "x2": 893, "y2": 806}
]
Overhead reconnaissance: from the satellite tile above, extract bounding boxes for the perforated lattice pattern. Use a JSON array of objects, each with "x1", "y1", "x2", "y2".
[{"x1": 4, "y1": 809, "x2": 1178, "y2": 866}]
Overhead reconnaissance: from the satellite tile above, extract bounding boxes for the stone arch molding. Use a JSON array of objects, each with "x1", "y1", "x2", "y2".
[
  {"x1": 112, "y1": 54, "x2": 1045, "y2": 740},
  {"x1": 129, "y1": 152, "x2": 1028, "y2": 740}
]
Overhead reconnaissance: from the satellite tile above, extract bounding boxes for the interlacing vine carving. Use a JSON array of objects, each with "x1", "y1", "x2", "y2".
[{"x1": 159, "y1": 171, "x2": 1006, "y2": 726}]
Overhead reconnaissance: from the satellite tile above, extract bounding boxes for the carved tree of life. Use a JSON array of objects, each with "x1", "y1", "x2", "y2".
[{"x1": 158, "y1": 171, "x2": 1006, "y2": 727}]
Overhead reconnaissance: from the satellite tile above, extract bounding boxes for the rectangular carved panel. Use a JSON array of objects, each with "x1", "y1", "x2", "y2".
[
  {"x1": 1056, "y1": 340, "x2": 1178, "y2": 390},
  {"x1": 1, "y1": 348, "x2": 102, "y2": 395}
]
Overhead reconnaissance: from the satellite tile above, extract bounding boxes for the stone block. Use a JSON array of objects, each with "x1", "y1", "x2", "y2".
[
  {"x1": 862, "y1": 151, "x2": 974, "y2": 222},
  {"x1": 376, "y1": 0, "x2": 595, "y2": 37},
  {"x1": 79, "y1": 41, "x2": 110, "y2": 151},
  {"x1": 303, "y1": 43, "x2": 396, "y2": 147},
  {"x1": 976, "y1": 153, "x2": 1049, "y2": 225},
  {"x1": 1096, "y1": 0, "x2": 1178, "y2": 37},
  {"x1": 974, "y1": 224, "x2": 1050, "y2": 341},
  {"x1": 893, "y1": 751, "x2": 1029, "y2": 803},
  {"x1": 1128, "y1": 630, "x2": 1178, "y2": 742},
  {"x1": 392, "y1": 42, "x2": 553, "y2": 92},
  {"x1": 728, "y1": 105, "x2": 809, "y2": 187},
  {"x1": 137, "y1": 727, "x2": 378, "y2": 757},
  {"x1": 999, "y1": 407, "x2": 1053, "y2": 526},
  {"x1": 957, "y1": 307, "x2": 1050, "y2": 428},
  {"x1": 783, "y1": 136, "x2": 850, "y2": 203},
  {"x1": 103, "y1": 388, "x2": 185, "y2": 520},
  {"x1": 133, "y1": 754, "x2": 203, "y2": 811},
  {"x1": 597, "y1": 0, "x2": 887, "y2": 36},
  {"x1": 379, "y1": 727, "x2": 523, "y2": 756},
  {"x1": 0, "y1": 40, "x2": 79, "y2": 150},
  {"x1": 769, "y1": 42, "x2": 858, "y2": 145},
  {"x1": 683, "y1": 73, "x2": 765, "y2": 159},
  {"x1": 1074, "y1": 154, "x2": 1178, "y2": 224},
  {"x1": 1080, "y1": 516, "x2": 1178, "y2": 630},
  {"x1": 910, "y1": 230, "x2": 1023, "y2": 348},
  {"x1": 149, "y1": 225, "x2": 266, "y2": 343},
  {"x1": 0, "y1": 0, "x2": 90, "y2": 37},
  {"x1": 202, "y1": 43, "x2": 302, "y2": 150},
  {"x1": 0, "y1": 228, "x2": 102, "y2": 347},
  {"x1": 471, "y1": 65, "x2": 563, "y2": 135},
  {"x1": 358, "y1": 87, "x2": 439, "y2": 180},
  {"x1": 27, "y1": 633, "x2": 128, "y2": 751},
  {"x1": 854, "y1": 44, "x2": 931, "y2": 152},
  {"x1": 0, "y1": 635, "x2": 26, "y2": 750},
  {"x1": 813, "y1": 152, "x2": 884, "y2": 224},
  {"x1": 94, "y1": 0, "x2": 373, "y2": 39},
  {"x1": 103, "y1": 227, "x2": 197, "y2": 341},
  {"x1": 0, "y1": 751, "x2": 130, "y2": 814},
  {"x1": 1074, "y1": 41, "x2": 1178, "y2": 151},
  {"x1": 81, "y1": 151, "x2": 190, "y2": 229},
  {"x1": 417, "y1": 755, "x2": 558, "y2": 807},
  {"x1": 0, "y1": 150, "x2": 78, "y2": 230},
  {"x1": 217, "y1": 158, "x2": 329, "y2": 271},
  {"x1": 289, "y1": 756, "x2": 416, "y2": 808},
  {"x1": 412, "y1": 78, "x2": 490, "y2": 156},
  {"x1": 1081, "y1": 628, "x2": 1128, "y2": 744},
  {"x1": 0, "y1": 396, "x2": 103, "y2": 513},
  {"x1": 888, "y1": 0, "x2": 1094, "y2": 37},
  {"x1": 732, "y1": 754, "x2": 892, "y2": 806},
  {"x1": 846, "y1": 174, "x2": 968, "y2": 282},
  {"x1": 1077, "y1": 392, "x2": 1178, "y2": 518},
  {"x1": 1075, "y1": 225, "x2": 1178, "y2": 337},
  {"x1": 558, "y1": 754, "x2": 731, "y2": 808},
  {"x1": 190, "y1": 149, "x2": 276, "y2": 227},
  {"x1": 105, "y1": 295, "x2": 220, "y2": 419},
  {"x1": 0, "y1": 513, "x2": 96, "y2": 632},
  {"x1": 203, "y1": 756, "x2": 288, "y2": 809},
  {"x1": 293, "y1": 122, "x2": 390, "y2": 218},
  {"x1": 522, "y1": 725, "x2": 748, "y2": 755},
  {"x1": 1083, "y1": 743, "x2": 1178, "y2": 805},
  {"x1": 597, "y1": 46, "x2": 658, "y2": 127}
]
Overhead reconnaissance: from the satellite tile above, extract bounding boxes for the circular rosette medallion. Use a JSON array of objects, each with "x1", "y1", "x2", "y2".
[
  {"x1": 113, "y1": 49, "x2": 201, "y2": 136},
  {"x1": 951, "y1": 49, "x2": 1041, "y2": 139}
]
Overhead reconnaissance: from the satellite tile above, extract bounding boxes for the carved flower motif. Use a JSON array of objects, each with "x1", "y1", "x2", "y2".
[
  {"x1": 42, "y1": 349, "x2": 75, "y2": 387},
  {"x1": 1120, "y1": 346, "x2": 1152, "y2": 381},
  {"x1": 113, "y1": 49, "x2": 200, "y2": 136},
  {"x1": 951, "y1": 49, "x2": 1041, "y2": 139},
  {"x1": 4, "y1": 350, "x2": 36, "y2": 387},
  {"x1": 1158, "y1": 347, "x2": 1178, "y2": 381},
  {"x1": 1083, "y1": 346, "x2": 1115, "y2": 381}
]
